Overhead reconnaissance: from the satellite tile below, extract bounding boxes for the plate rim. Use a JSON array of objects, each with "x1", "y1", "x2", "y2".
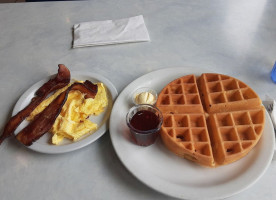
[
  {"x1": 109, "y1": 67, "x2": 275, "y2": 200},
  {"x1": 12, "y1": 71, "x2": 118, "y2": 154}
]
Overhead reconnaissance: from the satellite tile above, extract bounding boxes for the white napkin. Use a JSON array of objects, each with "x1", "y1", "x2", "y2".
[{"x1": 73, "y1": 15, "x2": 150, "y2": 48}]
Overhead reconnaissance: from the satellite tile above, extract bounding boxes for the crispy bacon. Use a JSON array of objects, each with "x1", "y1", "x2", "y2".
[
  {"x1": 16, "y1": 81, "x2": 98, "y2": 146},
  {"x1": 35, "y1": 64, "x2": 71, "y2": 97},
  {"x1": 0, "y1": 64, "x2": 70, "y2": 144},
  {"x1": 83, "y1": 80, "x2": 98, "y2": 98}
]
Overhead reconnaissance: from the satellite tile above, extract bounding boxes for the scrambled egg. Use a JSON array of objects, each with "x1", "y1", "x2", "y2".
[{"x1": 28, "y1": 82, "x2": 108, "y2": 145}]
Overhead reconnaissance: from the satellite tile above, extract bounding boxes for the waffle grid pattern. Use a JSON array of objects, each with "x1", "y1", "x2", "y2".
[
  {"x1": 157, "y1": 75, "x2": 204, "y2": 114},
  {"x1": 157, "y1": 73, "x2": 265, "y2": 167},
  {"x1": 210, "y1": 109, "x2": 264, "y2": 164},
  {"x1": 163, "y1": 113, "x2": 212, "y2": 157},
  {"x1": 201, "y1": 74, "x2": 260, "y2": 113}
]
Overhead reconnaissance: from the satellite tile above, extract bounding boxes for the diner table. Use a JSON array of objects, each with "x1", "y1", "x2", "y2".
[{"x1": 0, "y1": 0, "x2": 276, "y2": 199}]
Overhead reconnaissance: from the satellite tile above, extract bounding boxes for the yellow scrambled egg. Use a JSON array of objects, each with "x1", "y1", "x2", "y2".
[{"x1": 27, "y1": 82, "x2": 108, "y2": 145}]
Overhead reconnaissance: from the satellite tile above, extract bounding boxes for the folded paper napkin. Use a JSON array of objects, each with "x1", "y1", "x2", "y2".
[{"x1": 73, "y1": 15, "x2": 150, "y2": 48}]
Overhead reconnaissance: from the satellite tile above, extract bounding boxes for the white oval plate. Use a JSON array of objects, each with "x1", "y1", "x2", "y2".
[
  {"x1": 13, "y1": 71, "x2": 118, "y2": 154},
  {"x1": 109, "y1": 67, "x2": 275, "y2": 200}
]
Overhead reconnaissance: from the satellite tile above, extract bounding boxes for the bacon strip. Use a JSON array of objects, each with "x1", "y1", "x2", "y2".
[
  {"x1": 35, "y1": 64, "x2": 71, "y2": 97},
  {"x1": 0, "y1": 64, "x2": 70, "y2": 144},
  {"x1": 16, "y1": 81, "x2": 98, "y2": 146}
]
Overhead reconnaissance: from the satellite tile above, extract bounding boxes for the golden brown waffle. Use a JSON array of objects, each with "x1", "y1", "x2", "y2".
[
  {"x1": 209, "y1": 109, "x2": 264, "y2": 165},
  {"x1": 156, "y1": 73, "x2": 264, "y2": 167},
  {"x1": 157, "y1": 75, "x2": 204, "y2": 114},
  {"x1": 161, "y1": 113, "x2": 215, "y2": 166},
  {"x1": 200, "y1": 73, "x2": 262, "y2": 113}
]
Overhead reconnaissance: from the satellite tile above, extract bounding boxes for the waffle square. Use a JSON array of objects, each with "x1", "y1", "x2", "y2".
[
  {"x1": 209, "y1": 109, "x2": 264, "y2": 165},
  {"x1": 156, "y1": 73, "x2": 264, "y2": 167},
  {"x1": 200, "y1": 73, "x2": 262, "y2": 113},
  {"x1": 156, "y1": 75, "x2": 204, "y2": 114},
  {"x1": 161, "y1": 113, "x2": 215, "y2": 166}
]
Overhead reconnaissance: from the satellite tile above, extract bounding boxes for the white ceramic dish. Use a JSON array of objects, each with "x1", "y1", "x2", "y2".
[
  {"x1": 13, "y1": 71, "x2": 118, "y2": 154},
  {"x1": 109, "y1": 67, "x2": 275, "y2": 200}
]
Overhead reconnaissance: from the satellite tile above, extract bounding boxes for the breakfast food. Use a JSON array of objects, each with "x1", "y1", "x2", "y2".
[
  {"x1": 0, "y1": 64, "x2": 109, "y2": 147},
  {"x1": 16, "y1": 81, "x2": 98, "y2": 146},
  {"x1": 135, "y1": 92, "x2": 156, "y2": 105},
  {"x1": 156, "y1": 73, "x2": 265, "y2": 167},
  {"x1": 0, "y1": 64, "x2": 70, "y2": 145},
  {"x1": 126, "y1": 104, "x2": 163, "y2": 146},
  {"x1": 132, "y1": 88, "x2": 157, "y2": 105},
  {"x1": 27, "y1": 82, "x2": 108, "y2": 145}
]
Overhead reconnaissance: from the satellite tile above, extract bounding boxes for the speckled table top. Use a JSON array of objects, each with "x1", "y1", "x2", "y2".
[{"x1": 0, "y1": 1, "x2": 275, "y2": 199}]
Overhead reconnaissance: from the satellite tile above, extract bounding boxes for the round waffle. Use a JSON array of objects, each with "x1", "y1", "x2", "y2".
[{"x1": 156, "y1": 73, "x2": 265, "y2": 167}]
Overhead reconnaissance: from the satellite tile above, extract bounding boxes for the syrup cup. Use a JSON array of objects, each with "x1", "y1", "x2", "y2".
[{"x1": 126, "y1": 104, "x2": 163, "y2": 146}]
